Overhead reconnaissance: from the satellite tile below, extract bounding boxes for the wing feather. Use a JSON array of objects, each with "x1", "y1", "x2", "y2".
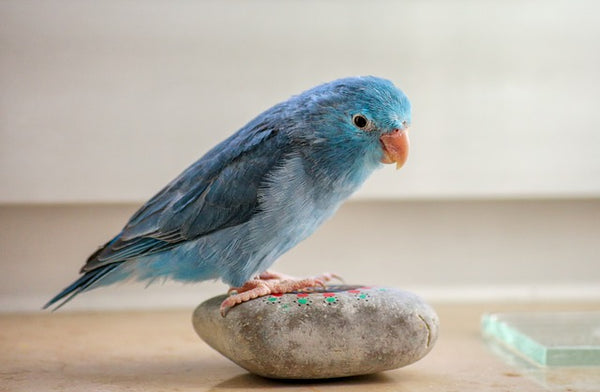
[{"x1": 82, "y1": 113, "x2": 294, "y2": 272}]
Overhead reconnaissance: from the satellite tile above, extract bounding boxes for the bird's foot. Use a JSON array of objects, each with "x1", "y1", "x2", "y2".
[
  {"x1": 255, "y1": 270, "x2": 343, "y2": 284},
  {"x1": 220, "y1": 271, "x2": 342, "y2": 316}
]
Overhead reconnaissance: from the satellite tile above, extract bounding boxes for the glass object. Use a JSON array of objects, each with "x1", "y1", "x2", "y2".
[{"x1": 482, "y1": 312, "x2": 600, "y2": 366}]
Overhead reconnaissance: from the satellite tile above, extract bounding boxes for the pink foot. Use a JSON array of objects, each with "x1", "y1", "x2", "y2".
[
  {"x1": 255, "y1": 270, "x2": 342, "y2": 284},
  {"x1": 220, "y1": 271, "x2": 342, "y2": 316}
]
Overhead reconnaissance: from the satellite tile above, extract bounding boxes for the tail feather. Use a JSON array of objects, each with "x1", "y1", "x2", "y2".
[{"x1": 43, "y1": 264, "x2": 120, "y2": 310}]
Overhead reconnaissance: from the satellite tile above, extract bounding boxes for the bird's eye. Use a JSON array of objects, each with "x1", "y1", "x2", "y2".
[{"x1": 352, "y1": 114, "x2": 369, "y2": 129}]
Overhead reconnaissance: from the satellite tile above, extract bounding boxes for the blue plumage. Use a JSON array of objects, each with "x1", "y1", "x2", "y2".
[{"x1": 44, "y1": 76, "x2": 411, "y2": 309}]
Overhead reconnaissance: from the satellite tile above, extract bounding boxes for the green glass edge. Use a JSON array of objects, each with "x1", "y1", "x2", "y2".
[
  {"x1": 546, "y1": 347, "x2": 600, "y2": 366},
  {"x1": 481, "y1": 314, "x2": 548, "y2": 366}
]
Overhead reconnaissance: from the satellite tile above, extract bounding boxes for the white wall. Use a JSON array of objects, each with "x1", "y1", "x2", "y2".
[{"x1": 1, "y1": 0, "x2": 599, "y2": 203}]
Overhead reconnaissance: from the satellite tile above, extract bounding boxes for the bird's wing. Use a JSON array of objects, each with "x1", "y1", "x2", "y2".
[{"x1": 82, "y1": 120, "x2": 291, "y2": 272}]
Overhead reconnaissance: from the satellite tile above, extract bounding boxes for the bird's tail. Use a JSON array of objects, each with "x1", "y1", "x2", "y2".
[{"x1": 42, "y1": 263, "x2": 120, "y2": 310}]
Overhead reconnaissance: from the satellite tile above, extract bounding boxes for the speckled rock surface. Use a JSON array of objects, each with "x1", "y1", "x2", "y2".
[{"x1": 192, "y1": 285, "x2": 439, "y2": 379}]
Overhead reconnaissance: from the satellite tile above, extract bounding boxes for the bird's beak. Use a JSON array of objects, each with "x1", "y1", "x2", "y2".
[{"x1": 380, "y1": 128, "x2": 410, "y2": 169}]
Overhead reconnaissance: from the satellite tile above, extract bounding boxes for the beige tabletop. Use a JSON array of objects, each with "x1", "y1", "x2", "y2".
[{"x1": 2, "y1": 302, "x2": 599, "y2": 392}]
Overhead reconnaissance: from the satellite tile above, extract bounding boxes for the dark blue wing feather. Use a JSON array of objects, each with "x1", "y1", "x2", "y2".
[{"x1": 82, "y1": 110, "x2": 294, "y2": 272}]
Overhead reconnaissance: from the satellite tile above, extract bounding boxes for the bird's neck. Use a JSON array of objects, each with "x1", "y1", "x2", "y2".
[{"x1": 306, "y1": 141, "x2": 381, "y2": 201}]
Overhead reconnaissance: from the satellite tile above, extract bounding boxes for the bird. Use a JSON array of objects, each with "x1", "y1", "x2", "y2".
[{"x1": 44, "y1": 76, "x2": 411, "y2": 315}]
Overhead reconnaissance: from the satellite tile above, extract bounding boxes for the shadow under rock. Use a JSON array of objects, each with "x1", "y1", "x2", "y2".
[{"x1": 210, "y1": 372, "x2": 396, "y2": 390}]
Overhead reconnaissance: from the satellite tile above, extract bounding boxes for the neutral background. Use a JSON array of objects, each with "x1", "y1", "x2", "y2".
[{"x1": 1, "y1": 0, "x2": 599, "y2": 311}]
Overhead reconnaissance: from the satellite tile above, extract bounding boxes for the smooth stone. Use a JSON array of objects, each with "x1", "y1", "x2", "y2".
[{"x1": 192, "y1": 285, "x2": 439, "y2": 379}]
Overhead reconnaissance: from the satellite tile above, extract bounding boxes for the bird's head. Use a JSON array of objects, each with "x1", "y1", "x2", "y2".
[{"x1": 297, "y1": 76, "x2": 411, "y2": 171}]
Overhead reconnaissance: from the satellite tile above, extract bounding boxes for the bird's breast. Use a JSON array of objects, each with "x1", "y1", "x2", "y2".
[
  {"x1": 215, "y1": 153, "x2": 377, "y2": 285},
  {"x1": 243, "y1": 155, "x2": 359, "y2": 268}
]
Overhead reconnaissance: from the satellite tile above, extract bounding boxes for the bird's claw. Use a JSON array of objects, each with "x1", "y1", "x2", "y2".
[
  {"x1": 316, "y1": 272, "x2": 344, "y2": 284},
  {"x1": 221, "y1": 280, "x2": 271, "y2": 316}
]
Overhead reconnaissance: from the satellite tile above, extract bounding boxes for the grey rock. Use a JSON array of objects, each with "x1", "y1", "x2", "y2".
[{"x1": 192, "y1": 285, "x2": 438, "y2": 379}]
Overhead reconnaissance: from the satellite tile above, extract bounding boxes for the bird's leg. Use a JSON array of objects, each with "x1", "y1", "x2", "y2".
[
  {"x1": 256, "y1": 270, "x2": 301, "y2": 281},
  {"x1": 257, "y1": 270, "x2": 343, "y2": 283},
  {"x1": 220, "y1": 271, "x2": 342, "y2": 316}
]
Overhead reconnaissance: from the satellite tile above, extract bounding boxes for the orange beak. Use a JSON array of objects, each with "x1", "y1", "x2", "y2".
[{"x1": 380, "y1": 129, "x2": 410, "y2": 169}]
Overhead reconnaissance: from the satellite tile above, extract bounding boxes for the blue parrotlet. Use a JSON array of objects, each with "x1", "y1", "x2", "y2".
[{"x1": 44, "y1": 76, "x2": 411, "y2": 315}]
